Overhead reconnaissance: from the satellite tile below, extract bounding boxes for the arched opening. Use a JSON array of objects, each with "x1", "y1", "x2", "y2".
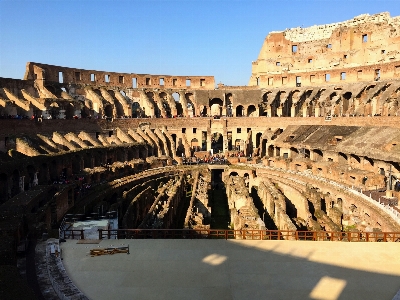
[
  {"x1": 256, "y1": 132, "x2": 262, "y2": 148},
  {"x1": 350, "y1": 154, "x2": 361, "y2": 165},
  {"x1": 229, "y1": 172, "x2": 239, "y2": 177},
  {"x1": 268, "y1": 145, "x2": 274, "y2": 157},
  {"x1": 159, "y1": 92, "x2": 172, "y2": 118},
  {"x1": 234, "y1": 139, "x2": 242, "y2": 151},
  {"x1": 191, "y1": 138, "x2": 199, "y2": 150},
  {"x1": 65, "y1": 103, "x2": 75, "y2": 119},
  {"x1": 338, "y1": 152, "x2": 347, "y2": 164},
  {"x1": 313, "y1": 149, "x2": 323, "y2": 161},
  {"x1": 247, "y1": 105, "x2": 257, "y2": 117},
  {"x1": 172, "y1": 92, "x2": 182, "y2": 116},
  {"x1": 226, "y1": 93, "x2": 233, "y2": 117},
  {"x1": 185, "y1": 93, "x2": 195, "y2": 117},
  {"x1": 342, "y1": 92, "x2": 352, "y2": 115},
  {"x1": 131, "y1": 102, "x2": 141, "y2": 118},
  {"x1": 211, "y1": 133, "x2": 223, "y2": 153},
  {"x1": 236, "y1": 105, "x2": 244, "y2": 117},
  {"x1": 209, "y1": 98, "x2": 223, "y2": 117},
  {"x1": 104, "y1": 104, "x2": 113, "y2": 118}
]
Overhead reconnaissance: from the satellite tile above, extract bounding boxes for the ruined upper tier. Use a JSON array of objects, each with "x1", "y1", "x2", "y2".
[{"x1": 249, "y1": 12, "x2": 400, "y2": 88}]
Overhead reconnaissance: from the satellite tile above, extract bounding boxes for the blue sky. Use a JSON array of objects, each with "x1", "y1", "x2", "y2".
[{"x1": 1, "y1": 0, "x2": 399, "y2": 85}]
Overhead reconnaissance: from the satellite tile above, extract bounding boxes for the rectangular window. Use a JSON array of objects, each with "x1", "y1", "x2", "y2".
[
  {"x1": 343, "y1": 54, "x2": 348, "y2": 59},
  {"x1": 173, "y1": 79, "x2": 177, "y2": 86},
  {"x1": 296, "y1": 76, "x2": 301, "y2": 87},
  {"x1": 268, "y1": 77, "x2": 273, "y2": 86},
  {"x1": 90, "y1": 73, "x2": 96, "y2": 82},
  {"x1": 159, "y1": 78, "x2": 164, "y2": 85},
  {"x1": 292, "y1": 45, "x2": 298, "y2": 53},
  {"x1": 193, "y1": 128, "x2": 197, "y2": 133},
  {"x1": 186, "y1": 79, "x2": 191, "y2": 86},
  {"x1": 182, "y1": 128, "x2": 186, "y2": 133},
  {"x1": 381, "y1": 49, "x2": 386, "y2": 54},
  {"x1": 310, "y1": 75, "x2": 315, "y2": 83},
  {"x1": 247, "y1": 128, "x2": 251, "y2": 133},
  {"x1": 237, "y1": 128, "x2": 241, "y2": 133},
  {"x1": 132, "y1": 78, "x2": 137, "y2": 88},
  {"x1": 282, "y1": 77, "x2": 287, "y2": 85},
  {"x1": 105, "y1": 74, "x2": 110, "y2": 83},
  {"x1": 308, "y1": 59, "x2": 313, "y2": 63},
  {"x1": 325, "y1": 74, "x2": 330, "y2": 82},
  {"x1": 362, "y1": 34, "x2": 368, "y2": 43},
  {"x1": 200, "y1": 79, "x2": 205, "y2": 86},
  {"x1": 327, "y1": 44, "x2": 332, "y2": 49},
  {"x1": 146, "y1": 78, "x2": 151, "y2": 85},
  {"x1": 340, "y1": 72, "x2": 346, "y2": 80},
  {"x1": 357, "y1": 70, "x2": 362, "y2": 79},
  {"x1": 75, "y1": 72, "x2": 81, "y2": 81},
  {"x1": 59, "y1": 71, "x2": 63, "y2": 83},
  {"x1": 119, "y1": 76, "x2": 124, "y2": 84},
  {"x1": 276, "y1": 62, "x2": 281, "y2": 66}
]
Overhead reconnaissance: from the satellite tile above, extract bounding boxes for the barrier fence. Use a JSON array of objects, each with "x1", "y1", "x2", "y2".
[{"x1": 55, "y1": 229, "x2": 400, "y2": 242}]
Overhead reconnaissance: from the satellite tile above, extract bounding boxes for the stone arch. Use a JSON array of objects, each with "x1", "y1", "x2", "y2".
[
  {"x1": 185, "y1": 93, "x2": 196, "y2": 117},
  {"x1": 104, "y1": 104, "x2": 113, "y2": 118},
  {"x1": 226, "y1": 93, "x2": 233, "y2": 117},
  {"x1": 236, "y1": 105, "x2": 244, "y2": 117},
  {"x1": 65, "y1": 103, "x2": 75, "y2": 119},
  {"x1": 159, "y1": 92, "x2": 172, "y2": 117},
  {"x1": 210, "y1": 98, "x2": 223, "y2": 116},
  {"x1": 338, "y1": 152, "x2": 348, "y2": 164},
  {"x1": 172, "y1": 92, "x2": 182, "y2": 116},
  {"x1": 229, "y1": 171, "x2": 239, "y2": 177},
  {"x1": 191, "y1": 138, "x2": 199, "y2": 148},
  {"x1": 247, "y1": 105, "x2": 257, "y2": 117},
  {"x1": 256, "y1": 132, "x2": 263, "y2": 148}
]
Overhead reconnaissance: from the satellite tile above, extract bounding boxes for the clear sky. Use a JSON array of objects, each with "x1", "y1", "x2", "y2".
[{"x1": 1, "y1": 0, "x2": 399, "y2": 86}]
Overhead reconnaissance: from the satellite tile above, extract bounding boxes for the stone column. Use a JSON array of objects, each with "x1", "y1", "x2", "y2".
[
  {"x1": 315, "y1": 106, "x2": 320, "y2": 117},
  {"x1": 291, "y1": 105, "x2": 296, "y2": 117}
]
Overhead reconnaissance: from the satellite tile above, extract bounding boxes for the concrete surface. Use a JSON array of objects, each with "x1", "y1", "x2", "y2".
[{"x1": 60, "y1": 239, "x2": 400, "y2": 300}]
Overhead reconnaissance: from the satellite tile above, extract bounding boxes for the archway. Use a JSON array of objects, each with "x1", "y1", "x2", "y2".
[
  {"x1": 209, "y1": 98, "x2": 223, "y2": 117},
  {"x1": 236, "y1": 105, "x2": 244, "y2": 117},
  {"x1": 247, "y1": 105, "x2": 257, "y2": 117},
  {"x1": 185, "y1": 93, "x2": 195, "y2": 117},
  {"x1": 226, "y1": 93, "x2": 233, "y2": 117},
  {"x1": 212, "y1": 133, "x2": 223, "y2": 153},
  {"x1": 172, "y1": 92, "x2": 182, "y2": 116},
  {"x1": 104, "y1": 104, "x2": 113, "y2": 118}
]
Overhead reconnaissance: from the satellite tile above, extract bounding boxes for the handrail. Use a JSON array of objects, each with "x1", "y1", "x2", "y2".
[{"x1": 91, "y1": 229, "x2": 400, "y2": 242}]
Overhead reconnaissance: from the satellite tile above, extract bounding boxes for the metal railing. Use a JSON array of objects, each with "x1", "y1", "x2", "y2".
[{"x1": 93, "y1": 229, "x2": 400, "y2": 242}]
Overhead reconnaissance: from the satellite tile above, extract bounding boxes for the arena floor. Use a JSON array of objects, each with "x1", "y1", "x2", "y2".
[{"x1": 60, "y1": 239, "x2": 400, "y2": 300}]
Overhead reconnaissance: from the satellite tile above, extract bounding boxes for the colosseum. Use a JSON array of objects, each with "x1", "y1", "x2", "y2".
[{"x1": 1, "y1": 12, "x2": 400, "y2": 300}]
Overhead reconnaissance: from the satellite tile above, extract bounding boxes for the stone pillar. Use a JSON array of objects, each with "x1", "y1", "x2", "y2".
[
  {"x1": 302, "y1": 105, "x2": 307, "y2": 117},
  {"x1": 33, "y1": 172, "x2": 38, "y2": 186},
  {"x1": 19, "y1": 176, "x2": 25, "y2": 192},
  {"x1": 267, "y1": 107, "x2": 272, "y2": 117},
  {"x1": 291, "y1": 105, "x2": 296, "y2": 117},
  {"x1": 315, "y1": 106, "x2": 320, "y2": 117},
  {"x1": 277, "y1": 106, "x2": 282, "y2": 117}
]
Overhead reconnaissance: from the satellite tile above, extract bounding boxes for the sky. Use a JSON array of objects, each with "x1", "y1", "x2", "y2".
[{"x1": 1, "y1": 0, "x2": 400, "y2": 86}]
